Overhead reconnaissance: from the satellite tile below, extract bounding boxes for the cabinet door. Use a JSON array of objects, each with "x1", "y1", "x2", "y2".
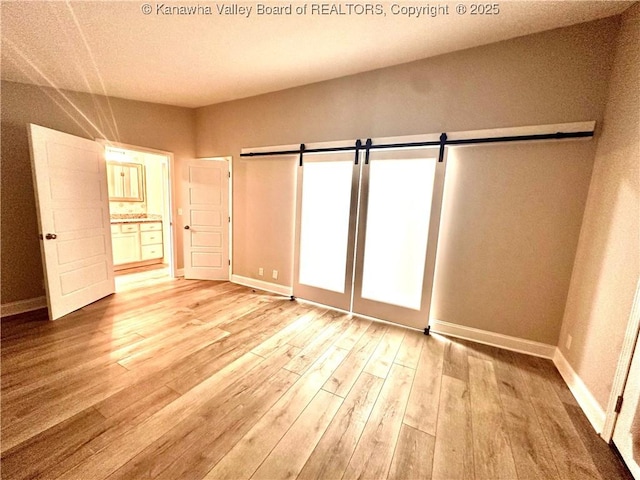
[{"x1": 112, "y1": 233, "x2": 140, "y2": 265}]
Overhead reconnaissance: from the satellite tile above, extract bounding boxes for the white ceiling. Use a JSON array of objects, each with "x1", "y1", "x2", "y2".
[{"x1": 1, "y1": 1, "x2": 632, "y2": 108}]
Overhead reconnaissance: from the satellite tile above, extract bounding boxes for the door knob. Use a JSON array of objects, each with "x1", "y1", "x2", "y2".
[
  {"x1": 45, "y1": 233, "x2": 57, "y2": 240},
  {"x1": 184, "y1": 225, "x2": 190, "y2": 230}
]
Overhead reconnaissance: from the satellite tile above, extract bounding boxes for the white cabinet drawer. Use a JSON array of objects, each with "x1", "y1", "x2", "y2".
[
  {"x1": 120, "y1": 223, "x2": 140, "y2": 233},
  {"x1": 140, "y1": 222, "x2": 162, "y2": 232},
  {"x1": 141, "y1": 244, "x2": 163, "y2": 260},
  {"x1": 140, "y1": 231, "x2": 163, "y2": 246},
  {"x1": 110, "y1": 224, "x2": 121, "y2": 234}
]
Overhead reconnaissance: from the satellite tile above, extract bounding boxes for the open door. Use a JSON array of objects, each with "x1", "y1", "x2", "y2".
[
  {"x1": 611, "y1": 284, "x2": 640, "y2": 479},
  {"x1": 28, "y1": 124, "x2": 115, "y2": 320},
  {"x1": 612, "y1": 334, "x2": 640, "y2": 479},
  {"x1": 183, "y1": 159, "x2": 230, "y2": 280}
]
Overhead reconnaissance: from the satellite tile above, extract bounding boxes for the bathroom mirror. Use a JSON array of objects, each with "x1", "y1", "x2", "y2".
[{"x1": 107, "y1": 161, "x2": 145, "y2": 202}]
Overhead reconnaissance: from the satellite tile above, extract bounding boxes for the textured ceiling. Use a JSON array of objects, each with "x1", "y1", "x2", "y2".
[{"x1": 1, "y1": 1, "x2": 632, "y2": 108}]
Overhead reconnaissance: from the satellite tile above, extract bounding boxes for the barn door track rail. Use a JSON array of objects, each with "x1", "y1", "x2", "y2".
[{"x1": 240, "y1": 121, "x2": 596, "y2": 165}]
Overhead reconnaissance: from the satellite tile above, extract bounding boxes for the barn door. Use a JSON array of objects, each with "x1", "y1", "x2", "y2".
[
  {"x1": 292, "y1": 151, "x2": 360, "y2": 311},
  {"x1": 293, "y1": 145, "x2": 447, "y2": 330},
  {"x1": 351, "y1": 146, "x2": 447, "y2": 329}
]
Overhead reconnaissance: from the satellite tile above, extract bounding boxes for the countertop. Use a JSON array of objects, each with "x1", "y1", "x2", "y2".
[{"x1": 110, "y1": 215, "x2": 162, "y2": 224}]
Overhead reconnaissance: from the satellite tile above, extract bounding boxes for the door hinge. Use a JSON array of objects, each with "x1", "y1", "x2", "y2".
[
  {"x1": 228, "y1": 259, "x2": 231, "y2": 266},
  {"x1": 228, "y1": 172, "x2": 231, "y2": 178},
  {"x1": 228, "y1": 216, "x2": 231, "y2": 223},
  {"x1": 614, "y1": 395, "x2": 624, "y2": 413}
]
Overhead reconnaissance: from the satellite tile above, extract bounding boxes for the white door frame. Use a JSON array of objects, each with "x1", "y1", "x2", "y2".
[
  {"x1": 97, "y1": 140, "x2": 177, "y2": 279},
  {"x1": 602, "y1": 278, "x2": 640, "y2": 441},
  {"x1": 228, "y1": 156, "x2": 234, "y2": 278}
]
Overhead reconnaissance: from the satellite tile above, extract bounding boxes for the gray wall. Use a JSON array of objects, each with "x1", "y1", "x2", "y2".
[
  {"x1": 558, "y1": 3, "x2": 640, "y2": 410},
  {"x1": 195, "y1": 17, "x2": 619, "y2": 345}
]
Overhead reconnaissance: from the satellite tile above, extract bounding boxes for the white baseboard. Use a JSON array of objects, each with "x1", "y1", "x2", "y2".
[
  {"x1": 429, "y1": 318, "x2": 556, "y2": 359},
  {"x1": 175, "y1": 268, "x2": 184, "y2": 277},
  {"x1": 553, "y1": 348, "x2": 606, "y2": 434},
  {"x1": 429, "y1": 318, "x2": 605, "y2": 434},
  {"x1": 231, "y1": 274, "x2": 293, "y2": 297},
  {"x1": 1, "y1": 296, "x2": 47, "y2": 317}
]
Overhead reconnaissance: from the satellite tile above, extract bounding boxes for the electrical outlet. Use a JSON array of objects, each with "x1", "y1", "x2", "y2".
[
  {"x1": 272, "y1": 270, "x2": 278, "y2": 280},
  {"x1": 566, "y1": 334, "x2": 572, "y2": 350},
  {"x1": 258, "y1": 267, "x2": 263, "y2": 276}
]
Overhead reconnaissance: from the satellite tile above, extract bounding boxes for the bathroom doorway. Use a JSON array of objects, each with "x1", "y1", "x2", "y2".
[{"x1": 104, "y1": 142, "x2": 176, "y2": 292}]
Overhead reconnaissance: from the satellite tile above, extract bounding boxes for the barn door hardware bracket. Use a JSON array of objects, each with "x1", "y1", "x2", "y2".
[
  {"x1": 299, "y1": 144, "x2": 305, "y2": 166},
  {"x1": 438, "y1": 133, "x2": 447, "y2": 162},
  {"x1": 354, "y1": 139, "x2": 362, "y2": 165},
  {"x1": 364, "y1": 138, "x2": 372, "y2": 165}
]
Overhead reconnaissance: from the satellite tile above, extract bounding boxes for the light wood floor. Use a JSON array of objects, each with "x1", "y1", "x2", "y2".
[
  {"x1": 1, "y1": 278, "x2": 633, "y2": 480},
  {"x1": 114, "y1": 264, "x2": 170, "y2": 291}
]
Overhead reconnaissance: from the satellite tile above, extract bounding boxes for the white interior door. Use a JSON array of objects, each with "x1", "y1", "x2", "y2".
[
  {"x1": 183, "y1": 159, "x2": 229, "y2": 280},
  {"x1": 352, "y1": 147, "x2": 447, "y2": 329},
  {"x1": 28, "y1": 124, "x2": 115, "y2": 320},
  {"x1": 293, "y1": 151, "x2": 360, "y2": 311},
  {"x1": 612, "y1": 328, "x2": 640, "y2": 479}
]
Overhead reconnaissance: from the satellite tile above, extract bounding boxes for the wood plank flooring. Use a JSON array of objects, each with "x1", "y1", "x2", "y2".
[{"x1": 0, "y1": 278, "x2": 634, "y2": 480}]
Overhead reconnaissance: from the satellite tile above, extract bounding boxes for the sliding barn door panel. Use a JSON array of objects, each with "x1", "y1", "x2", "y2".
[
  {"x1": 293, "y1": 152, "x2": 360, "y2": 311},
  {"x1": 353, "y1": 147, "x2": 447, "y2": 329}
]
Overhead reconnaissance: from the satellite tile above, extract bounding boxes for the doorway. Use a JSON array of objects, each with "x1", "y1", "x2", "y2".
[{"x1": 104, "y1": 143, "x2": 176, "y2": 292}]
